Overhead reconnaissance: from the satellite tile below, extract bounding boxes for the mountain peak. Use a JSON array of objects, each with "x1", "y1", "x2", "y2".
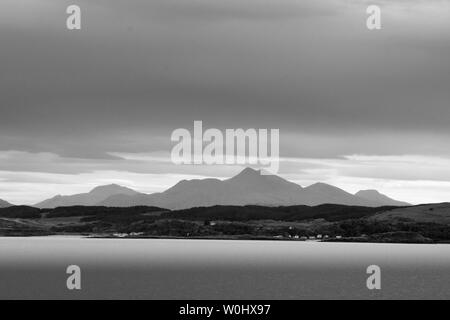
[
  {"x1": 237, "y1": 167, "x2": 261, "y2": 177},
  {"x1": 34, "y1": 184, "x2": 140, "y2": 208},
  {"x1": 355, "y1": 189, "x2": 410, "y2": 206},
  {"x1": 226, "y1": 167, "x2": 261, "y2": 182},
  {"x1": 89, "y1": 184, "x2": 137, "y2": 195},
  {"x1": 306, "y1": 182, "x2": 340, "y2": 190},
  {"x1": 0, "y1": 199, "x2": 13, "y2": 208},
  {"x1": 356, "y1": 189, "x2": 382, "y2": 196}
]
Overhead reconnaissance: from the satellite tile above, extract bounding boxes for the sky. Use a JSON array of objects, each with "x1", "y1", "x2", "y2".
[{"x1": 1, "y1": 0, "x2": 450, "y2": 205}]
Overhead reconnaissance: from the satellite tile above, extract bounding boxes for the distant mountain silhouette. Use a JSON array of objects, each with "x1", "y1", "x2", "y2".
[
  {"x1": 34, "y1": 167, "x2": 410, "y2": 209},
  {"x1": 355, "y1": 190, "x2": 410, "y2": 206},
  {"x1": 34, "y1": 184, "x2": 139, "y2": 209},
  {"x1": 303, "y1": 183, "x2": 370, "y2": 207},
  {"x1": 0, "y1": 199, "x2": 13, "y2": 208}
]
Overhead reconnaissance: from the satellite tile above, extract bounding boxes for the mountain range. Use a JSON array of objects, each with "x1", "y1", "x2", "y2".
[
  {"x1": 33, "y1": 167, "x2": 410, "y2": 209},
  {"x1": 35, "y1": 184, "x2": 138, "y2": 208}
]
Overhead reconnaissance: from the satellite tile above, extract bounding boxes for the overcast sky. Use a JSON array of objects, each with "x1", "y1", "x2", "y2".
[{"x1": 1, "y1": 0, "x2": 450, "y2": 204}]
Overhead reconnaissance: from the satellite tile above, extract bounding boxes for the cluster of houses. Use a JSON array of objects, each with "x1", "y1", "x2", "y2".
[
  {"x1": 112, "y1": 232, "x2": 144, "y2": 238},
  {"x1": 274, "y1": 234, "x2": 343, "y2": 241}
]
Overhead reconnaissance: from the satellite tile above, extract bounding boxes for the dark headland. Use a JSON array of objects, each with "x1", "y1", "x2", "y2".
[{"x1": 1, "y1": 203, "x2": 449, "y2": 243}]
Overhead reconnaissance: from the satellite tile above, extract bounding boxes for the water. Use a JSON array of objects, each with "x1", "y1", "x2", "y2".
[{"x1": 0, "y1": 237, "x2": 449, "y2": 299}]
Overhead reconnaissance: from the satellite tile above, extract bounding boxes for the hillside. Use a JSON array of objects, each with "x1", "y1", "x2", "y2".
[
  {"x1": 356, "y1": 190, "x2": 410, "y2": 206},
  {"x1": 371, "y1": 203, "x2": 450, "y2": 224},
  {"x1": 0, "y1": 199, "x2": 13, "y2": 208}
]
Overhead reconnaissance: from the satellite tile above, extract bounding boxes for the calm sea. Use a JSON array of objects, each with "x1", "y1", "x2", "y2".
[{"x1": 0, "y1": 237, "x2": 449, "y2": 299}]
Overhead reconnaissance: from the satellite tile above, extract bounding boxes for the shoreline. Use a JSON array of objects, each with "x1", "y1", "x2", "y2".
[{"x1": 1, "y1": 233, "x2": 448, "y2": 244}]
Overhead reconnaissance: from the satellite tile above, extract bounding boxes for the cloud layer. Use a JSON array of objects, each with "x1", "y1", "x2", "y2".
[{"x1": 0, "y1": 0, "x2": 450, "y2": 204}]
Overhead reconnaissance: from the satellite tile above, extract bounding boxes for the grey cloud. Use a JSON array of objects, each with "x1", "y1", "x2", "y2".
[{"x1": 0, "y1": 0, "x2": 449, "y2": 163}]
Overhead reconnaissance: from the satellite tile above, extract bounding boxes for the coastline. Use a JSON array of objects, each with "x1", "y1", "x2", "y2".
[{"x1": 1, "y1": 232, "x2": 446, "y2": 244}]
